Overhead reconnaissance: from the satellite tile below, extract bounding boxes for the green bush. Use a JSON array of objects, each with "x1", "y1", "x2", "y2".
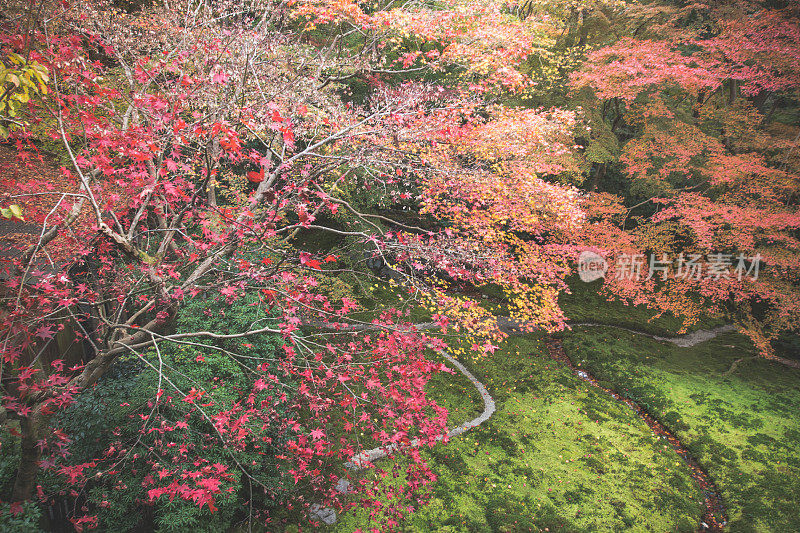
[
  {"x1": 48, "y1": 293, "x2": 295, "y2": 532},
  {"x1": 0, "y1": 501, "x2": 42, "y2": 533},
  {"x1": 0, "y1": 426, "x2": 20, "y2": 500}
]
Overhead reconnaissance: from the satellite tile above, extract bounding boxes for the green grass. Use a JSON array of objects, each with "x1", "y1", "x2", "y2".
[
  {"x1": 562, "y1": 327, "x2": 800, "y2": 531},
  {"x1": 324, "y1": 336, "x2": 703, "y2": 532},
  {"x1": 424, "y1": 354, "x2": 484, "y2": 428}
]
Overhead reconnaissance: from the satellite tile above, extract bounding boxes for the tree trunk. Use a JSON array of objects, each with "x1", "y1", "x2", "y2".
[
  {"x1": 752, "y1": 90, "x2": 770, "y2": 114},
  {"x1": 728, "y1": 79, "x2": 737, "y2": 105},
  {"x1": 12, "y1": 410, "x2": 47, "y2": 501},
  {"x1": 590, "y1": 162, "x2": 606, "y2": 191},
  {"x1": 564, "y1": 8, "x2": 579, "y2": 47},
  {"x1": 693, "y1": 89, "x2": 706, "y2": 120},
  {"x1": 762, "y1": 96, "x2": 778, "y2": 125},
  {"x1": 577, "y1": 9, "x2": 588, "y2": 48}
]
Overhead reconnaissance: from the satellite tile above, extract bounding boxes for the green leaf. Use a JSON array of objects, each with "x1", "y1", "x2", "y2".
[
  {"x1": 9, "y1": 204, "x2": 23, "y2": 220},
  {"x1": 21, "y1": 75, "x2": 36, "y2": 89}
]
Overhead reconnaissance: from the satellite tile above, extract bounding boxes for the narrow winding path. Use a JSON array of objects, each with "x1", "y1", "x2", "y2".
[
  {"x1": 344, "y1": 348, "x2": 496, "y2": 469},
  {"x1": 310, "y1": 323, "x2": 496, "y2": 525},
  {"x1": 498, "y1": 317, "x2": 737, "y2": 348}
]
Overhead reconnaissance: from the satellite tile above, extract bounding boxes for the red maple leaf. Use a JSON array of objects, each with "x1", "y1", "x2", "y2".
[
  {"x1": 34, "y1": 325, "x2": 54, "y2": 340},
  {"x1": 246, "y1": 167, "x2": 265, "y2": 183},
  {"x1": 299, "y1": 252, "x2": 321, "y2": 270}
]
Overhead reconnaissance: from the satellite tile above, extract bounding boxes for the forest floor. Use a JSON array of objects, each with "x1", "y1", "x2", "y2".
[
  {"x1": 312, "y1": 278, "x2": 800, "y2": 532},
  {"x1": 326, "y1": 333, "x2": 705, "y2": 532},
  {"x1": 562, "y1": 326, "x2": 800, "y2": 531}
]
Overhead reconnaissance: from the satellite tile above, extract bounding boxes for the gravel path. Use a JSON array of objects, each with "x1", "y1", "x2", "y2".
[
  {"x1": 497, "y1": 316, "x2": 737, "y2": 348},
  {"x1": 573, "y1": 323, "x2": 737, "y2": 348},
  {"x1": 314, "y1": 317, "x2": 737, "y2": 473}
]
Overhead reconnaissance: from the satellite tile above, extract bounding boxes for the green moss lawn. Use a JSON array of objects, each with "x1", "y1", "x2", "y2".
[
  {"x1": 295, "y1": 271, "x2": 799, "y2": 532},
  {"x1": 326, "y1": 336, "x2": 703, "y2": 532},
  {"x1": 562, "y1": 327, "x2": 800, "y2": 531}
]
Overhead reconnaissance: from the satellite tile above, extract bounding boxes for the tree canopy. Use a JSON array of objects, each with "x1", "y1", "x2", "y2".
[{"x1": 0, "y1": 0, "x2": 798, "y2": 530}]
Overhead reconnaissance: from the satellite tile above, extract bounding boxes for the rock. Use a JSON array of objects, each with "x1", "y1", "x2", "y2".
[
  {"x1": 309, "y1": 503, "x2": 337, "y2": 525},
  {"x1": 335, "y1": 478, "x2": 351, "y2": 493}
]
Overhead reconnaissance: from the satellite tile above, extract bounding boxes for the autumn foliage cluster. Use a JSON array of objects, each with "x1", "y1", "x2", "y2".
[{"x1": 0, "y1": 0, "x2": 798, "y2": 530}]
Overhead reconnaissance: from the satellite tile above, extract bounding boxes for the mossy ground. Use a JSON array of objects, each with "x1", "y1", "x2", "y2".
[
  {"x1": 293, "y1": 265, "x2": 797, "y2": 532},
  {"x1": 562, "y1": 327, "x2": 800, "y2": 531},
  {"x1": 325, "y1": 336, "x2": 703, "y2": 532},
  {"x1": 349, "y1": 280, "x2": 433, "y2": 324}
]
